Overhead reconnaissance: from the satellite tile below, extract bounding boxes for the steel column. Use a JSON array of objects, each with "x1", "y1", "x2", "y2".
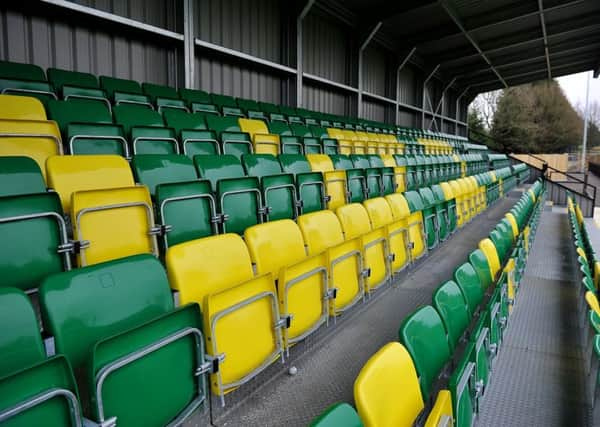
[
  {"x1": 358, "y1": 22, "x2": 382, "y2": 118},
  {"x1": 296, "y1": 0, "x2": 316, "y2": 108},
  {"x1": 183, "y1": 0, "x2": 194, "y2": 88},
  {"x1": 421, "y1": 64, "x2": 440, "y2": 128},
  {"x1": 395, "y1": 47, "x2": 416, "y2": 125}
]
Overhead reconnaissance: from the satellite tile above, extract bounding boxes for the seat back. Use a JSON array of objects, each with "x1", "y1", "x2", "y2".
[
  {"x1": 0, "y1": 60, "x2": 46, "y2": 81},
  {"x1": 310, "y1": 403, "x2": 362, "y2": 427},
  {"x1": 433, "y1": 280, "x2": 470, "y2": 351},
  {"x1": 0, "y1": 156, "x2": 46, "y2": 197},
  {"x1": 278, "y1": 154, "x2": 312, "y2": 174},
  {"x1": 335, "y1": 203, "x2": 372, "y2": 240},
  {"x1": 399, "y1": 305, "x2": 451, "y2": 400},
  {"x1": 0, "y1": 94, "x2": 47, "y2": 120},
  {"x1": 46, "y1": 154, "x2": 134, "y2": 212},
  {"x1": 469, "y1": 249, "x2": 494, "y2": 288},
  {"x1": 113, "y1": 103, "x2": 164, "y2": 134},
  {"x1": 194, "y1": 154, "x2": 245, "y2": 191},
  {"x1": 453, "y1": 262, "x2": 484, "y2": 316},
  {"x1": 100, "y1": 75, "x2": 144, "y2": 97},
  {"x1": 354, "y1": 342, "x2": 424, "y2": 427},
  {"x1": 479, "y1": 238, "x2": 501, "y2": 279},
  {"x1": 241, "y1": 154, "x2": 282, "y2": 177},
  {"x1": 47, "y1": 68, "x2": 98, "y2": 91},
  {"x1": 131, "y1": 154, "x2": 198, "y2": 197}
]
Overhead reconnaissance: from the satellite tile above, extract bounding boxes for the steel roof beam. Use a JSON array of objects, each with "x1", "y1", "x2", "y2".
[
  {"x1": 538, "y1": 0, "x2": 552, "y2": 79},
  {"x1": 438, "y1": 0, "x2": 508, "y2": 89}
]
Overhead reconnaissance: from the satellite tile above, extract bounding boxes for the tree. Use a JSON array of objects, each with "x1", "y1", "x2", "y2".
[{"x1": 576, "y1": 100, "x2": 600, "y2": 148}]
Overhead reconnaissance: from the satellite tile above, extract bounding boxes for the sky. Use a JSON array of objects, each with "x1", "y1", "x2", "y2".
[{"x1": 557, "y1": 71, "x2": 600, "y2": 111}]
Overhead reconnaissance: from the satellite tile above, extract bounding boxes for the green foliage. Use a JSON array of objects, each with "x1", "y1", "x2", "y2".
[
  {"x1": 468, "y1": 109, "x2": 486, "y2": 136},
  {"x1": 490, "y1": 80, "x2": 582, "y2": 153}
]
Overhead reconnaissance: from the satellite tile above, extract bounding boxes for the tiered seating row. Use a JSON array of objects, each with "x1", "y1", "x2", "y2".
[{"x1": 311, "y1": 180, "x2": 545, "y2": 427}]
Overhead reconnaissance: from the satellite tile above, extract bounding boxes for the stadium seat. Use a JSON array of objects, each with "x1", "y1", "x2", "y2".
[
  {"x1": 46, "y1": 68, "x2": 109, "y2": 110},
  {"x1": 205, "y1": 115, "x2": 252, "y2": 158},
  {"x1": 381, "y1": 154, "x2": 405, "y2": 193},
  {"x1": 194, "y1": 154, "x2": 263, "y2": 234},
  {"x1": 47, "y1": 98, "x2": 127, "y2": 156},
  {"x1": 131, "y1": 154, "x2": 198, "y2": 197},
  {"x1": 211, "y1": 93, "x2": 244, "y2": 117},
  {"x1": 0, "y1": 192, "x2": 71, "y2": 292},
  {"x1": 297, "y1": 210, "x2": 364, "y2": 314},
  {"x1": 479, "y1": 238, "x2": 501, "y2": 281},
  {"x1": 278, "y1": 154, "x2": 327, "y2": 214},
  {"x1": 329, "y1": 155, "x2": 367, "y2": 203},
  {"x1": 162, "y1": 109, "x2": 220, "y2": 156},
  {"x1": 236, "y1": 98, "x2": 266, "y2": 120},
  {"x1": 165, "y1": 234, "x2": 285, "y2": 401},
  {"x1": 100, "y1": 75, "x2": 152, "y2": 108},
  {"x1": 433, "y1": 280, "x2": 470, "y2": 351},
  {"x1": 0, "y1": 93, "x2": 47, "y2": 121},
  {"x1": 179, "y1": 88, "x2": 219, "y2": 115},
  {"x1": 416, "y1": 188, "x2": 439, "y2": 249},
  {"x1": 259, "y1": 101, "x2": 286, "y2": 123},
  {"x1": 0, "y1": 60, "x2": 56, "y2": 103},
  {"x1": 40, "y1": 254, "x2": 209, "y2": 426},
  {"x1": 142, "y1": 82, "x2": 187, "y2": 112},
  {"x1": 351, "y1": 155, "x2": 383, "y2": 199},
  {"x1": 0, "y1": 156, "x2": 46, "y2": 197},
  {"x1": 245, "y1": 220, "x2": 330, "y2": 346},
  {"x1": 306, "y1": 154, "x2": 348, "y2": 209},
  {"x1": 238, "y1": 118, "x2": 280, "y2": 155},
  {"x1": 354, "y1": 342, "x2": 453, "y2": 427},
  {"x1": 453, "y1": 262, "x2": 484, "y2": 317},
  {"x1": 268, "y1": 121, "x2": 303, "y2": 154},
  {"x1": 242, "y1": 154, "x2": 298, "y2": 220},
  {"x1": 0, "y1": 287, "x2": 81, "y2": 426},
  {"x1": 385, "y1": 193, "x2": 426, "y2": 261},
  {"x1": 398, "y1": 305, "x2": 451, "y2": 400},
  {"x1": 113, "y1": 104, "x2": 179, "y2": 154},
  {"x1": 309, "y1": 403, "x2": 362, "y2": 427}
]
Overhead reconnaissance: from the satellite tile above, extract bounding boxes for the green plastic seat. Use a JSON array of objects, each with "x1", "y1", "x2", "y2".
[
  {"x1": 330, "y1": 155, "x2": 367, "y2": 203},
  {"x1": 211, "y1": 94, "x2": 243, "y2": 117},
  {"x1": 162, "y1": 110, "x2": 219, "y2": 156},
  {"x1": 47, "y1": 68, "x2": 108, "y2": 108},
  {"x1": 236, "y1": 98, "x2": 266, "y2": 120},
  {"x1": 0, "y1": 193, "x2": 70, "y2": 292},
  {"x1": 404, "y1": 191, "x2": 432, "y2": 250},
  {"x1": 433, "y1": 280, "x2": 470, "y2": 351},
  {"x1": 241, "y1": 154, "x2": 297, "y2": 220},
  {"x1": 431, "y1": 184, "x2": 454, "y2": 238},
  {"x1": 490, "y1": 229, "x2": 511, "y2": 264},
  {"x1": 418, "y1": 187, "x2": 439, "y2": 249},
  {"x1": 178, "y1": 88, "x2": 218, "y2": 115},
  {"x1": 290, "y1": 124, "x2": 321, "y2": 154},
  {"x1": 205, "y1": 115, "x2": 252, "y2": 159},
  {"x1": 268, "y1": 121, "x2": 302, "y2": 154},
  {"x1": 0, "y1": 60, "x2": 55, "y2": 103},
  {"x1": 449, "y1": 346, "x2": 477, "y2": 427},
  {"x1": 258, "y1": 101, "x2": 286, "y2": 122},
  {"x1": 398, "y1": 305, "x2": 451, "y2": 400},
  {"x1": 99, "y1": 76, "x2": 151, "y2": 108},
  {"x1": 310, "y1": 403, "x2": 363, "y2": 427},
  {"x1": 351, "y1": 155, "x2": 382, "y2": 199},
  {"x1": 279, "y1": 105, "x2": 302, "y2": 124},
  {"x1": 0, "y1": 287, "x2": 81, "y2": 426},
  {"x1": 453, "y1": 262, "x2": 484, "y2": 317},
  {"x1": 468, "y1": 249, "x2": 494, "y2": 289},
  {"x1": 142, "y1": 83, "x2": 187, "y2": 113},
  {"x1": 113, "y1": 104, "x2": 178, "y2": 154},
  {"x1": 0, "y1": 156, "x2": 46, "y2": 197},
  {"x1": 368, "y1": 155, "x2": 395, "y2": 195},
  {"x1": 40, "y1": 254, "x2": 207, "y2": 427},
  {"x1": 46, "y1": 98, "x2": 128, "y2": 156},
  {"x1": 131, "y1": 154, "x2": 198, "y2": 197},
  {"x1": 278, "y1": 154, "x2": 326, "y2": 214},
  {"x1": 194, "y1": 155, "x2": 263, "y2": 234}
]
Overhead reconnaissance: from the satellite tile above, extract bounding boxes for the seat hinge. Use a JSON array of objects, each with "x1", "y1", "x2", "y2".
[
  {"x1": 387, "y1": 253, "x2": 396, "y2": 262},
  {"x1": 499, "y1": 316, "x2": 507, "y2": 327},
  {"x1": 361, "y1": 268, "x2": 371, "y2": 278},
  {"x1": 211, "y1": 213, "x2": 229, "y2": 224},
  {"x1": 474, "y1": 379, "x2": 484, "y2": 399},
  {"x1": 58, "y1": 239, "x2": 90, "y2": 254},
  {"x1": 149, "y1": 224, "x2": 172, "y2": 236},
  {"x1": 489, "y1": 343, "x2": 498, "y2": 356},
  {"x1": 196, "y1": 353, "x2": 225, "y2": 376},
  {"x1": 325, "y1": 287, "x2": 338, "y2": 300},
  {"x1": 259, "y1": 206, "x2": 272, "y2": 215},
  {"x1": 408, "y1": 242, "x2": 415, "y2": 250},
  {"x1": 324, "y1": 195, "x2": 332, "y2": 203},
  {"x1": 296, "y1": 199, "x2": 303, "y2": 208},
  {"x1": 275, "y1": 314, "x2": 292, "y2": 329}
]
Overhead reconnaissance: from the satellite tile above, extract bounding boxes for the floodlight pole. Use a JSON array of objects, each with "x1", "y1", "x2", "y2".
[{"x1": 581, "y1": 71, "x2": 591, "y2": 172}]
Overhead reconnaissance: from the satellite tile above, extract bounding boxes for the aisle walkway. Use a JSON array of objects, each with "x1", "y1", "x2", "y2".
[{"x1": 477, "y1": 208, "x2": 592, "y2": 426}]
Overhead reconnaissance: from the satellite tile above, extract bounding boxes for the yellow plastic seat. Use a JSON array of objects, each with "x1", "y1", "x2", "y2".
[
  {"x1": 353, "y1": 140, "x2": 367, "y2": 154},
  {"x1": 327, "y1": 128, "x2": 352, "y2": 154},
  {"x1": 479, "y1": 238, "x2": 501, "y2": 280},
  {"x1": 363, "y1": 197, "x2": 410, "y2": 273},
  {"x1": 0, "y1": 94, "x2": 47, "y2": 120},
  {"x1": 448, "y1": 180, "x2": 465, "y2": 226},
  {"x1": 505, "y1": 213, "x2": 519, "y2": 239},
  {"x1": 380, "y1": 154, "x2": 405, "y2": 192},
  {"x1": 238, "y1": 118, "x2": 280, "y2": 155},
  {"x1": 46, "y1": 155, "x2": 134, "y2": 212},
  {"x1": 297, "y1": 210, "x2": 364, "y2": 314},
  {"x1": 354, "y1": 342, "x2": 453, "y2": 427},
  {"x1": 244, "y1": 220, "x2": 329, "y2": 347},
  {"x1": 0, "y1": 119, "x2": 62, "y2": 180},
  {"x1": 72, "y1": 185, "x2": 158, "y2": 266},
  {"x1": 336, "y1": 203, "x2": 390, "y2": 293},
  {"x1": 586, "y1": 291, "x2": 600, "y2": 316},
  {"x1": 165, "y1": 234, "x2": 284, "y2": 399},
  {"x1": 385, "y1": 193, "x2": 426, "y2": 260},
  {"x1": 306, "y1": 154, "x2": 348, "y2": 209}
]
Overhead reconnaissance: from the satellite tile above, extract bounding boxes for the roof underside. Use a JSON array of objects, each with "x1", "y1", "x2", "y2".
[{"x1": 327, "y1": 0, "x2": 600, "y2": 95}]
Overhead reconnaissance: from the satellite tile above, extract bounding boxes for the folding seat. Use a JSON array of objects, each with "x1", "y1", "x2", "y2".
[
  {"x1": 175, "y1": 88, "x2": 216, "y2": 115},
  {"x1": 433, "y1": 280, "x2": 470, "y2": 351},
  {"x1": 385, "y1": 193, "x2": 426, "y2": 261},
  {"x1": 278, "y1": 154, "x2": 327, "y2": 214},
  {"x1": 211, "y1": 93, "x2": 244, "y2": 117},
  {"x1": 432, "y1": 184, "x2": 456, "y2": 236},
  {"x1": 380, "y1": 154, "x2": 404, "y2": 193},
  {"x1": 242, "y1": 154, "x2": 298, "y2": 220},
  {"x1": 329, "y1": 155, "x2": 367, "y2": 203},
  {"x1": 113, "y1": 104, "x2": 179, "y2": 154},
  {"x1": 205, "y1": 114, "x2": 252, "y2": 158},
  {"x1": 289, "y1": 123, "x2": 320, "y2": 153},
  {"x1": 416, "y1": 188, "x2": 440, "y2": 249},
  {"x1": 306, "y1": 154, "x2": 349, "y2": 209},
  {"x1": 142, "y1": 82, "x2": 187, "y2": 113},
  {"x1": 453, "y1": 262, "x2": 484, "y2": 317},
  {"x1": 351, "y1": 154, "x2": 388, "y2": 198},
  {"x1": 162, "y1": 109, "x2": 220, "y2": 156},
  {"x1": 238, "y1": 118, "x2": 280, "y2": 155},
  {"x1": 327, "y1": 127, "x2": 354, "y2": 154},
  {"x1": 449, "y1": 180, "x2": 466, "y2": 226},
  {"x1": 310, "y1": 403, "x2": 362, "y2": 427},
  {"x1": 404, "y1": 155, "x2": 417, "y2": 190},
  {"x1": 0, "y1": 156, "x2": 46, "y2": 197},
  {"x1": 0, "y1": 60, "x2": 56, "y2": 103},
  {"x1": 398, "y1": 306, "x2": 452, "y2": 401},
  {"x1": 46, "y1": 68, "x2": 109, "y2": 110},
  {"x1": 267, "y1": 121, "x2": 303, "y2": 154},
  {"x1": 0, "y1": 191, "x2": 71, "y2": 292},
  {"x1": 354, "y1": 342, "x2": 453, "y2": 427},
  {"x1": 99, "y1": 75, "x2": 152, "y2": 108},
  {"x1": 363, "y1": 197, "x2": 410, "y2": 273},
  {"x1": 166, "y1": 234, "x2": 285, "y2": 402},
  {"x1": 479, "y1": 238, "x2": 502, "y2": 283},
  {"x1": 423, "y1": 156, "x2": 434, "y2": 186},
  {"x1": 0, "y1": 96, "x2": 63, "y2": 180},
  {"x1": 47, "y1": 98, "x2": 128, "y2": 156},
  {"x1": 0, "y1": 287, "x2": 81, "y2": 426},
  {"x1": 194, "y1": 154, "x2": 264, "y2": 234},
  {"x1": 279, "y1": 105, "x2": 303, "y2": 124},
  {"x1": 236, "y1": 98, "x2": 266, "y2": 120},
  {"x1": 296, "y1": 108, "x2": 319, "y2": 125},
  {"x1": 336, "y1": 204, "x2": 391, "y2": 293},
  {"x1": 308, "y1": 125, "x2": 340, "y2": 154},
  {"x1": 297, "y1": 210, "x2": 365, "y2": 314},
  {"x1": 258, "y1": 101, "x2": 286, "y2": 122},
  {"x1": 244, "y1": 220, "x2": 330, "y2": 346},
  {"x1": 47, "y1": 154, "x2": 160, "y2": 266},
  {"x1": 40, "y1": 254, "x2": 209, "y2": 425}
]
